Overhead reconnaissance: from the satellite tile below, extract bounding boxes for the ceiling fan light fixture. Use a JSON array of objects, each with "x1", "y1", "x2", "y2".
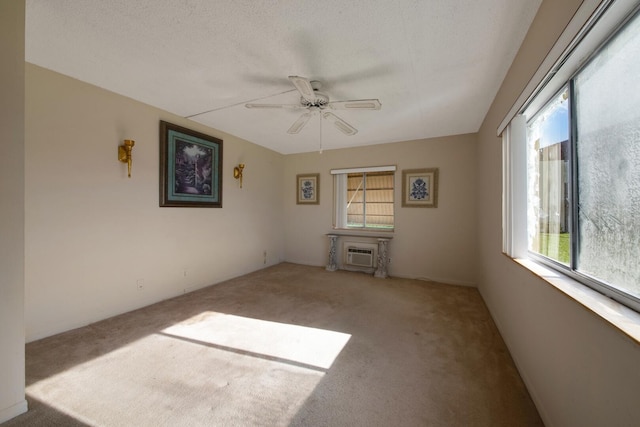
[{"x1": 245, "y1": 76, "x2": 376, "y2": 136}]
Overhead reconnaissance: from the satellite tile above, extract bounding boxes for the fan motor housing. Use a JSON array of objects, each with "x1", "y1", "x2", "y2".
[{"x1": 301, "y1": 91, "x2": 329, "y2": 107}]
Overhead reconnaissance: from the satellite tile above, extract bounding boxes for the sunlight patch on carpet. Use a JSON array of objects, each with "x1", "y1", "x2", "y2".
[
  {"x1": 25, "y1": 313, "x2": 351, "y2": 426},
  {"x1": 161, "y1": 311, "x2": 351, "y2": 370}
]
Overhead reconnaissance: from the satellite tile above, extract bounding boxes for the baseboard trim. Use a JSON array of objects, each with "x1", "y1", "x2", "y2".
[{"x1": 0, "y1": 399, "x2": 28, "y2": 424}]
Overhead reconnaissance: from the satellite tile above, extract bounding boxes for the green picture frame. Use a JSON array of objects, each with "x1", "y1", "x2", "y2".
[{"x1": 159, "y1": 121, "x2": 223, "y2": 207}]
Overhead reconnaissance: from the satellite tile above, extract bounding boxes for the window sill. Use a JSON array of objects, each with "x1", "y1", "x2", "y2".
[
  {"x1": 330, "y1": 228, "x2": 394, "y2": 239},
  {"x1": 509, "y1": 256, "x2": 640, "y2": 345}
]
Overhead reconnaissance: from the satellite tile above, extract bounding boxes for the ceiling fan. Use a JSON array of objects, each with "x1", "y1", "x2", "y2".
[{"x1": 245, "y1": 76, "x2": 381, "y2": 136}]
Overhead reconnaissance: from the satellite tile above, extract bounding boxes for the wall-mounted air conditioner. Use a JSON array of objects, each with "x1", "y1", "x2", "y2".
[{"x1": 346, "y1": 247, "x2": 374, "y2": 268}]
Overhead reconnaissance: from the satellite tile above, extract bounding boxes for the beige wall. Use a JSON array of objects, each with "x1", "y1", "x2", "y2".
[
  {"x1": 477, "y1": 1, "x2": 640, "y2": 426},
  {"x1": 0, "y1": 0, "x2": 28, "y2": 422},
  {"x1": 24, "y1": 62, "x2": 478, "y2": 346},
  {"x1": 25, "y1": 64, "x2": 285, "y2": 341},
  {"x1": 24, "y1": 65, "x2": 478, "y2": 343},
  {"x1": 283, "y1": 134, "x2": 477, "y2": 285},
  {"x1": 16, "y1": 2, "x2": 640, "y2": 424}
]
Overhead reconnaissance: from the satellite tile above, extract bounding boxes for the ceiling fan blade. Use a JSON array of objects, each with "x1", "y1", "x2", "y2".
[
  {"x1": 327, "y1": 99, "x2": 382, "y2": 110},
  {"x1": 245, "y1": 103, "x2": 304, "y2": 110},
  {"x1": 323, "y1": 112, "x2": 358, "y2": 136},
  {"x1": 287, "y1": 112, "x2": 314, "y2": 134},
  {"x1": 288, "y1": 76, "x2": 316, "y2": 103}
]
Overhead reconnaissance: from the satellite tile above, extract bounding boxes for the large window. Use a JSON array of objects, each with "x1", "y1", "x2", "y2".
[
  {"x1": 332, "y1": 166, "x2": 395, "y2": 230},
  {"x1": 504, "y1": 3, "x2": 640, "y2": 312}
]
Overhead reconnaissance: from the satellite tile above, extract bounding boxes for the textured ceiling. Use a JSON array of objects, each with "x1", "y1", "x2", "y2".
[{"x1": 25, "y1": 0, "x2": 541, "y2": 154}]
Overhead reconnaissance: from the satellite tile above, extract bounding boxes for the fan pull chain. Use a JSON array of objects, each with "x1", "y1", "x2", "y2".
[{"x1": 319, "y1": 112, "x2": 323, "y2": 154}]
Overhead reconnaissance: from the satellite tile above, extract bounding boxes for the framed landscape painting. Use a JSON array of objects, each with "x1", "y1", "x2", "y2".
[
  {"x1": 402, "y1": 168, "x2": 438, "y2": 208},
  {"x1": 159, "y1": 121, "x2": 223, "y2": 207},
  {"x1": 296, "y1": 173, "x2": 320, "y2": 204}
]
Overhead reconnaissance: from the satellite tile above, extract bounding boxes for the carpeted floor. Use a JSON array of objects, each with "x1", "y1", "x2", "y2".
[{"x1": 3, "y1": 263, "x2": 543, "y2": 426}]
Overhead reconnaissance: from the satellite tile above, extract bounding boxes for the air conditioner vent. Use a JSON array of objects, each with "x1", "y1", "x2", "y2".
[{"x1": 346, "y1": 247, "x2": 374, "y2": 268}]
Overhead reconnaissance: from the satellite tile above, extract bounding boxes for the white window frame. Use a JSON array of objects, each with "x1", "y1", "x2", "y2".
[
  {"x1": 331, "y1": 165, "x2": 396, "y2": 230},
  {"x1": 502, "y1": 0, "x2": 640, "y2": 316}
]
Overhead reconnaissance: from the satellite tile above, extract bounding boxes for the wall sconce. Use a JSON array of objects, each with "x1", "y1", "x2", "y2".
[
  {"x1": 234, "y1": 163, "x2": 245, "y2": 188},
  {"x1": 118, "y1": 139, "x2": 135, "y2": 178}
]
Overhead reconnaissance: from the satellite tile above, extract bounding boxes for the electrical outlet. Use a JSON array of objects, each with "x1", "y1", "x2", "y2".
[
  {"x1": 183, "y1": 268, "x2": 188, "y2": 277},
  {"x1": 136, "y1": 279, "x2": 144, "y2": 290}
]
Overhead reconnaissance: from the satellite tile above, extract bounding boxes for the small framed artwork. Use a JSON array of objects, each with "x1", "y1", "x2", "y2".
[
  {"x1": 159, "y1": 121, "x2": 223, "y2": 207},
  {"x1": 402, "y1": 168, "x2": 438, "y2": 208},
  {"x1": 296, "y1": 173, "x2": 320, "y2": 205}
]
